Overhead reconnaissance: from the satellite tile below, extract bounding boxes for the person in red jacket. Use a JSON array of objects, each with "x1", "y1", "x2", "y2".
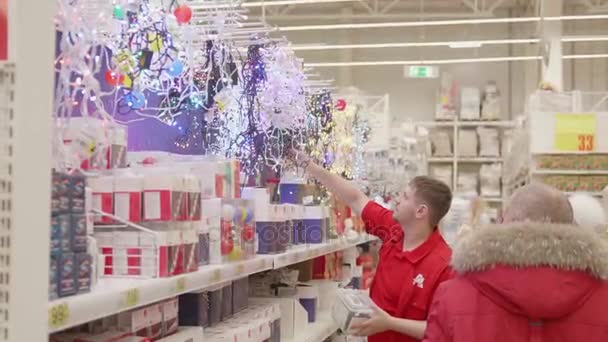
[
  {"x1": 293, "y1": 152, "x2": 453, "y2": 342},
  {"x1": 423, "y1": 183, "x2": 608, "y2": 342}
]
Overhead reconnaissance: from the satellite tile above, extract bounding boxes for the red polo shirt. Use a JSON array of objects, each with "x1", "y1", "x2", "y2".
[{"x1": 361, "y1": 201, "x2": 453, "y2": 342}]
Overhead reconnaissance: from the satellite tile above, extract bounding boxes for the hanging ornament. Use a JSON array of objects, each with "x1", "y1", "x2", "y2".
[
  {"x1": 125, "y1": 91, "x2": 146, "y2": 110},
  {"x1": 335, "y1": 99, "x2": 347, "y2": 111},
  {"x1": 148, "y1": 32, "x2": 163, "y2": 53},
  {"x1": 113, "y1": 5, "x2": 126, "y2": 20},
  {"x1": 104, "y1": 70, "x2": 124, "y2": 87},
  {"x1": 174, "y1": 5, "x2": 193, "y2": 24},
  {"x1": 167, "y1": 60, "x2": 184, "y2": 77}
]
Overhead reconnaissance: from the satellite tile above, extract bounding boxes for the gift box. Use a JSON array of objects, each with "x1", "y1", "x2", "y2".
[
  {"x1": 297, "y1": 284, "x2": 319, "y2": 323},
  {"x1": 232, "y1": 277, "x2": 249, "y2": 314},
  {"x1": 256, "y1": 205, "x2": 288, "y2": 254},
  {"x1": 88, "y1": 176, "x2": 114, "y2": 224},
  {"x1": 179, "y1": 291, "x2": 210, "y2": 328},
  {"x1": 114, "y1": 173, "x2": 143, "y2": 223},
  {"x1": 202, "y1": 198, "x2": 222, "y2": 265},
  {"x1": 303, "y1": 206, "x2": 325, "y2": 244},
  {"x1": 460, "y1": 87, "x2": 481, "y2": 120}
]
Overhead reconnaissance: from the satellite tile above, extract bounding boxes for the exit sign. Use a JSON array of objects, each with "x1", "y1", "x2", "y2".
[{"x1": 406, "y1": 65, "x2": 439, "y2": 78}]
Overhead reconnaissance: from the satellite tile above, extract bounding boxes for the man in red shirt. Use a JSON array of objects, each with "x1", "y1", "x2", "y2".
[{"x1": 295, "y1": 153, "x2": 453, "y2": 342}]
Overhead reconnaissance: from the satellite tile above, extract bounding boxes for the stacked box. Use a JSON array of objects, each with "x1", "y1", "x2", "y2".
[{"x1": 50, "y1": 172, "x2": 92, "y2": 299}]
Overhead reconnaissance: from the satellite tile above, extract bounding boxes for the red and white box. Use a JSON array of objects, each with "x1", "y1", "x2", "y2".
[
  {"x1": 155, "y1": 327, "x2": 204, "y2": 342},
  {"x1": 114, "y1": 173, "x2": 143, "y2": 223},
  {"x1": 50, "y1": 329, "x2": 132, "y2": 342},
  {"x1": 142, "y1": 172, "x2": 173, "y2": 222},
  {"x1": 184, "y1": 174, "x2": 201, "y2": 221},
  {"x1": 88, "y1": 176, "x2": 114, "y2": 224},
  {"x1": 161, "y1": 298, "x2": 179, "y2": 336}
]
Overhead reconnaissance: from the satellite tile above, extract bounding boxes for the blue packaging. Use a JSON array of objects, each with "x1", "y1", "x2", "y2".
[
  {"x1": 75, "y1": 253, "x2": 92, "y2": 294},
  {"x1": 49, "y1": 255, "x2": 58, "y2": 300},
  {"x1": 58, "y1": 253, "x2": 77, "y2": 297},
  {"x1": 179, "y1": 291, "x2": 209, "y2": 328},
  {"x1": 71, "y1": 214, "x2": 88, "y2": 252},
  {"x1": 303, "y1": 206, "x2": 325, "y2": 244},
  {"x1": 279, "y1": 183, "x2": 302, "y2": 204},
  {"x1": 50, "y1": 215, "x2": 71, "y2": 255}
]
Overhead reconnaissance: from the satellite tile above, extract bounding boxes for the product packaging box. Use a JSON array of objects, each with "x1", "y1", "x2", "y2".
[{"x1": 332, "y1": 289, "x2": 374, "y2": 334}]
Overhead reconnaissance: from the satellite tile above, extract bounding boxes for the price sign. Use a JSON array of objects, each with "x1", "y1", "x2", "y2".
[
  {"x1": 555, "y1": 113, "x2": 596, "y2": 152},
  {"x1": 236, "y1": 264, "x2": 245, "y2": 274},
  {"x1": 122, "y1": 288, "x2": 140, "y2": 308},
  {"x1": 49, "y1": 303, "x2": 69, "y2": 329},
  {"x1": 174, "y1": 277, "x2": 187, "y2": 293}
]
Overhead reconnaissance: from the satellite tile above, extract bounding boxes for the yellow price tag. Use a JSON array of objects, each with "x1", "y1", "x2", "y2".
[
  {"x1": 555, "y1": 113, "x2": 596, "y2": 151},
  {"x1": 308, "y1": 250, "x2": 314, "y2": 258},
  {"x1": 122, "y1": 288, "x2": 140, "y2": 308},
  {"x1": 49, "y1": 303, "x2": 69, "y2": 329},
  {"x1": 212, "y1": 269, "x2": 221, "y2": 282},
  {"x1": 236, "y1": 264, "x2": 245, "y2": 274},
  {"x1": 259, "y1": 258, "x2": 266, "y2": 269},
  {"x1": 175, "y1": 277, "x2": 187, "y2": 293}
]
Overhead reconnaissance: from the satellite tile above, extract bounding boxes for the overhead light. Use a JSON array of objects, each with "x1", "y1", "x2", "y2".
[
  {"x1": 448, "y1": 41, "x2": 483, "y2": 48},
  {"x1": 291, "y1": 36, "x2": 608, "y2": 51},
  {"x1": 278, "y1": 14, "x2": 608, "y2": 32},
  {"x1": 305, "y1": 53, "x2": 608, "y2": 67},
  {"x1": 190, "y1": 0, "x2": 356, "y2": 10}
]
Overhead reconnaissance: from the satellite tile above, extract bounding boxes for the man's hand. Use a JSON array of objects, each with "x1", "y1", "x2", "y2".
[
  {"x1": 351, "y1": 305, "x2": 393, "y2": 337},
  {"x1": 288, "y1": 149, "x2": 312, "y2": 170}
]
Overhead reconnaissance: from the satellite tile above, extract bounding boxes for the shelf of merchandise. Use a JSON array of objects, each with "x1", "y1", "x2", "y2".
[
  {"x1": 531, "y1": 169, "x2": 608, "y2": 175},
  {"x1": 418, "y1": 118, "x2": 516, "y2": 216},
  {"x1": 284, "y1": 311, "x2": 338, "y2": 342},
  {"x1": 417, "y1": 120, "x2": 517, "y2": 128},
  {"x1": 428, "y1": 157, "x2": 503, "y2": 163},
  {"x1": 48, "y1": 234, "x2": 377, "y2": 334},
  {"x1": 503, "y1": 91, "x2": 608, "y2": 198},
  {"x1": 482, "y1": 196, "x2": 503, "y2": 203}
]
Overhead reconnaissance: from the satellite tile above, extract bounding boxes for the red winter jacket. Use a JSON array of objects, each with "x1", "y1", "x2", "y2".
[{"x1": 424, "y1": 222, "x2": 608, "y2": 342}]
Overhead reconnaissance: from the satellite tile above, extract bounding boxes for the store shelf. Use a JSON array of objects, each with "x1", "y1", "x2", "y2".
[
  {"x1": 482, "y1": 196, "x2": 503, "y2": 203},
  {"x1": 459, "y1": 157, "x2": 503, "y2": 163},
  {"x1": 273, "y1": 234, "x2": 378, "y2": 269},
  {"x1": 428, "y1": 157, "x2": 502, "y2": 163},
  {"x1": 48, "y1": 234, "x2": 377, "y2": 334},
  {"x1": 284, "y1": 311, "x2": 338, "y2": 342},
  {"x1": 531, "y1": 169, "x2": 608, "y2": 175},
  {"x1": 417, "y1": 120, "x2": 516, "y2": 128},
  {"x1": 565, "y1": 191, "x2": 603, "y2": 197},
  {"x1": 428, "y1": 157, "x2": 454, "y2": 162}
]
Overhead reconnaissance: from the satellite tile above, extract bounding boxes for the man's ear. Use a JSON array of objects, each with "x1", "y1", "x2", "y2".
[{"x1": 416, "y1": 204, "x2": 429, "y2": 219}]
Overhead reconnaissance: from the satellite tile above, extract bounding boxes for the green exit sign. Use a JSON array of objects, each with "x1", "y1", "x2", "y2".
[{"x1": 406, "y1": 65, "x2": 439, "y2": 78}]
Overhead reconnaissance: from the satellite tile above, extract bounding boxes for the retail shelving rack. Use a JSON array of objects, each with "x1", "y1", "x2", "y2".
[
  {"x1": 504, "y1": 91, "x2": 608, "y2": 199},
  {"x1": 416, "y1": 118, "x2": 517, "y2": 211},
  {"x1": 1, "y1": 0, "x2": 57, "y2": 341}
]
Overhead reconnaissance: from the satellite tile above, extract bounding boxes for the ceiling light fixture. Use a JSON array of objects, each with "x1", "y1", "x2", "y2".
[
  {"x1": 291, "y1": 36, "x2": 608, "y2": 51},
  {"x1": 305, "y1": 53, "x2": 608, "y2": 67},
  {"x1": 278, "y1": 14, "x2": 608, "y2": 32},
  {"x1": 190, "y1": 0, "x2": 357, "y2": 10}
]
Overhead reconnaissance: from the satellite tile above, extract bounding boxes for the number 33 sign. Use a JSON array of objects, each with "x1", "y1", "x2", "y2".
[
  {"x1": 555, "y1": 114, "x2": 597, "y2": 152},
  {"x1": 578, "y1": 134, "x2": 594, "y2": 152}
]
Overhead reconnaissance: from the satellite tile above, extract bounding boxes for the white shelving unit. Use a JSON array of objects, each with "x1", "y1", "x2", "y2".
[
  {"x1": 3, "y1": 0, "x2": 56, "y2": 341},
  {"x1": 284, "y1": 310, "x2": 338, "y2": 342},
  {"x1": 49, "y1": 234, "x2": 377, "y2": 334},
  {"x1": 418, "y1": 119, "x2": 516, "y2": 213},
  {"x1": 504, "y1": 91, "x2": 608, "y2": 200}
]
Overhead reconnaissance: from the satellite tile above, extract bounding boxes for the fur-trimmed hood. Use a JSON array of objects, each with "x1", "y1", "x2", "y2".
[
  {"x1": 452, "y1": 222, "x2": 608, "y2": 279},
  {"x1": 451, "y1": 222, "x2": 608, "y2": 319}
]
